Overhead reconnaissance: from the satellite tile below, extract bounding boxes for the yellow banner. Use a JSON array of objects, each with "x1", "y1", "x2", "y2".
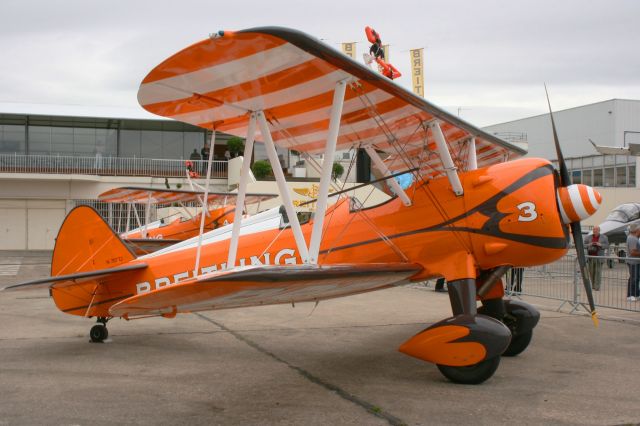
[
  {"x1": 341, "y1": 42, "x2": 356, "y2": 59},
  {"x1": 410, "y1": 48, "x2": 424, "y2": 97}
]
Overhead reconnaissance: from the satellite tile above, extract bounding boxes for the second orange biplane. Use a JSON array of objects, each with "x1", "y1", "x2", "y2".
[
  {"x1": 4, "y1": 27, "x2": 602, "y2": 384},
  {"x1": 98, "y1": 186, "x2": 276, "y2": 254}
]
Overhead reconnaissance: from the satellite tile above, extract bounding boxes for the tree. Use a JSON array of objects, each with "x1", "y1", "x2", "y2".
[
  {"x1": 332, "y1": 162, "x2": 344, "y2": 181},
  {"x1": 227, "y1": 136, "x2": 245, "y2": 158},
  {"x1": 252, "y1": 160, "x2": 272, "y2": 180}
]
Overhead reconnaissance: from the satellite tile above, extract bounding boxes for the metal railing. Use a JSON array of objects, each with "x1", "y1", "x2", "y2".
[
  {"x1": 0, "y1": 153, "x2": 228, "y2": 179},
  {"x1": 73, "y1": 199, "x2": 202, "y2": 234},
  {"x1": 513, "y1": 254, "x2": 640, "y2": 313},
  {"x1": 421, "y1": 253, "x2": 640, "y2": 314}
]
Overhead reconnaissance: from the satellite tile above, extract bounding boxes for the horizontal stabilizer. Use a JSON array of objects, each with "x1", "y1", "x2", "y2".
[
  {"x1": 110, "y1": 263, "x2": 421, "y2": 318},
  {"x1": 3, "y1": 263, "x2": 148, "y2": 291}
]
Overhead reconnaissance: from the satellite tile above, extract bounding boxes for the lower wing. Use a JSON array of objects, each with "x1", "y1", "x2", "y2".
[{"x1": 109, "y1": 263, "x2": 421, "y2": 318}]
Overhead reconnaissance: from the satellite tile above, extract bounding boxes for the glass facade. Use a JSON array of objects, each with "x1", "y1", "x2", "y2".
[
  {"x1": 0, "y1": 113, "x2": 211, "y2": 160},
  {"x1": 0, "y1": 124, "x2": 27, "y2": 154},
  {"x1": 554, "y1": 154, "x2": 636, "y2": 188}
]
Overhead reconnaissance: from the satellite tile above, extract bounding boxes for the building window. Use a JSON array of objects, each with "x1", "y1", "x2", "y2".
[
  {"x1": 604, "y1": 167, "x2": 615, "y2": 187},
  {"x1": 183, "y1": 132, "x2": 204, "y2": 159},
  {"x1": 120, "y1": 130, "x2": 141, "y2": 157},
  {"x1": 51, "y1": 127, "x2": 74, "y2": 155},
  {"x1": 629, "y1": 165, "x2": 636, "y2": 187},
  {"x1": 582, "y1": 169, "x2": 593, "y2": 186},
  {"x1": 0, "y1": 124, "x2": 26, "y2": 154},
  {"x1": 616, "y1": 166, "x2": 627, "y2": 187},
  {"x1": 571, "y1": 170, "x2": 581, "y2": 184},
  {"x1": 28, "y1": 126, "x2": 52, "y2": 155},
  {"x1": 593, "y1": 168, "x2": 603, "y2": 186}
]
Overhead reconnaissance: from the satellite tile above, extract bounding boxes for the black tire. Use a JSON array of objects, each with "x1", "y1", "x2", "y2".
[
  {"x1": 436, "y1": 356, "x2": 501, "y2": 385},
  {"x1": 90, "y1": 324, "x2": 108, "y2": 343},
  {"x1": 502, "y1": 330, "x2": 532, "y2": 357}
]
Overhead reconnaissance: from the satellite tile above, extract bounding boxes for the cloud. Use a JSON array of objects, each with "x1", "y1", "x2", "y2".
[{"x1": 1, "y1": 0, "x2": 639, "y2": 126}]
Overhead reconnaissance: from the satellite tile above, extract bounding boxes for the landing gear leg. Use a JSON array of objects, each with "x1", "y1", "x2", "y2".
[
  {"x1": 89, "y1": 317, "x2": 109, "y2": 343},
  {"x1": 435, "y1": 279, "x2": 507, "y2": 385}
]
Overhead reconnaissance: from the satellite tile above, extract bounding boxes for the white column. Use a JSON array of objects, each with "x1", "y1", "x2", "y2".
[
  {"x1": 257, "y1": 111, "x2": 310, "y2": 263},
  {"x1": 467, "y1": 137, "x2": 477, "y2": 170},
  {"x1": 143, "y1": 192, "x2": 152, "y2": 238},
  {"x1": 227, "y1": 114, "x2": 256, "y2": 268},
  {"x1": 308, "y1": 80, "x2": 347, "y2": 264},
  {"x1": 194, "y1": 129, "x2": 216, "y2": 275},
  {"x1": 364, "y1": 145, "x2": 412, "y2": 207},
  {"x1": 430, "y1": 122, "x2": 464, "y2": 196},
  {"x1": 125, "y1": 203, "x2": 131, "y2": 233}
]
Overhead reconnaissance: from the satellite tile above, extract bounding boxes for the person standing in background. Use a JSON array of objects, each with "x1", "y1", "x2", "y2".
[
  {"x1": 583, "y1": 225, "x2": 609, "y2": 291},
  {"x1": 200, "y1": 143, "x2": 210, "y2": 174},
  {"x1": 625, "y1": 223, "x2": 640, "y2": 301}
]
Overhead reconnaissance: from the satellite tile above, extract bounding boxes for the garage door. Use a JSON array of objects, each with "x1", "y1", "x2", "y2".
[
  {"x1": 0, "y1": 208, "x2": 27, "y2": 250},
  {"x1": 27, "y1": 208, "x2": 67, "y2": 250}
]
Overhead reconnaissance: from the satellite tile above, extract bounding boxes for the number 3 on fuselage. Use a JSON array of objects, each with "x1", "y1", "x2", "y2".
[{"x1": 517, "y1": 201, "x2": 538, "y2": 222}]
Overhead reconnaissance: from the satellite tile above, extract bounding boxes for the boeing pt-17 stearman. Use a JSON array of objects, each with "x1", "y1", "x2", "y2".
[
  {"x1": 97, "y1": 185, "x2": 276, "y2": 254},
  {"x1": 4, "y1": 27, "x2": 602, "y2": 384}
]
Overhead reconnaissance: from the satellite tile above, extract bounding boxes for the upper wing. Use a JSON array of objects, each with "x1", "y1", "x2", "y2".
[
  {"x1": 98, "y1": 186, "x2": 277, "y2": 205},
  {"x1": 137, "y1": 27, "x2": 526, "y2": 178},
  {"x1": 109, "y1": 263, "x2": 421, "y2": 318}
]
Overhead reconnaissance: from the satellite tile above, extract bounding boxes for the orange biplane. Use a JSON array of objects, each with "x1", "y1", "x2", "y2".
[
  {"x1": 4, "y1": 27, "x2": 603, "y2": 384},
  {"x1": 97, "y1": 186, "x2": 276, "y2": 254}
]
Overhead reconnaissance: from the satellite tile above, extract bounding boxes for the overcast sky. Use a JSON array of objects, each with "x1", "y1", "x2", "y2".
[{"x1": 1, "y1": 0, "x2": 639, "y2": 126}]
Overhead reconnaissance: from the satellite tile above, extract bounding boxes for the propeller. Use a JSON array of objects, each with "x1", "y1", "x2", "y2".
[{"x1": 545, "y1": 85, "x2": 599, "y2": 327}]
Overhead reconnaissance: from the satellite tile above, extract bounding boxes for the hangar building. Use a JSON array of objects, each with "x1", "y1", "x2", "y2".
[{"x1": 483, "y1": 99, "x2": 640, "y2": 225}]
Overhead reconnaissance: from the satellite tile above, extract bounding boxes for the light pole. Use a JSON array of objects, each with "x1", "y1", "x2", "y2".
[{"x1": 457, "y1": 107, "x2": 470, "y2": 117}]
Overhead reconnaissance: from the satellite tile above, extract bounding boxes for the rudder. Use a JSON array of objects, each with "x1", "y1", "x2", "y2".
[{"x1": 51, "y1": 205, "x2": 137, "y2": 277}]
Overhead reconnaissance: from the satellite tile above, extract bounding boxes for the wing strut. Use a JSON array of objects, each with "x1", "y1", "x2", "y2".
[
  {"x1": 257, "y1": 111, "x2": 311, "y2": 264},
  {"x1": 125, "y1": 203, "x2": 131, "y2": 233},
  {"x1": 467, "y1": 137, "x2": 478, "y2": 171},
  {"x1": 308, "y1": 80, "x2": 347, "y2": 264},
  {"x1": 143, "y1": 192, "x2": 152, "y2": 238},
  {"x1": 429, "y1": 121, "x2": 464, "y2": 196},
  {"x1": 194, "y1": 128, "x2": 216, "y2": 275},
  {"x1": 227, "y1": 113, "x2": 257, "y2": 268},
  {"x1": 364, "y1": 145, "x2": 412, "y2": 206}
]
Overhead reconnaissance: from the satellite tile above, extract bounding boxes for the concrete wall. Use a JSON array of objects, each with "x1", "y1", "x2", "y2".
[
  {"x1": 0, "y1": 173, "x2": 226, "y2": 250},
  {"x1": 0, "y1": 199, "x2": 66, "y2": 250}
]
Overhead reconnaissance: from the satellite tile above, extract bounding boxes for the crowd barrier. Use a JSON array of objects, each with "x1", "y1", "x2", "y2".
[
  {"x1": 423, "y1": 253, "x2": 640, "y2": 313},
  {"x1": 510, "y1": 254, "x2": 640, "y2": 313}
]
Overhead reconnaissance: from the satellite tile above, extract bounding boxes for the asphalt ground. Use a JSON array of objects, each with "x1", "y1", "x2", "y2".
[{"x1": 1, "y1": 252, "x2": 640, "y2": 426}]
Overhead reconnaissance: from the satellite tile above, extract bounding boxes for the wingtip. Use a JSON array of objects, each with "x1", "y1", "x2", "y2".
[{"x1": 591, "y1": 311, "x2": 599, "y2": 328}]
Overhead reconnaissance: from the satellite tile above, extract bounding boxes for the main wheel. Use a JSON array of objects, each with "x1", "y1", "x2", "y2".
[
  {"x1": 502, "y1": 330, "x2": 532, "y2": 357},
  {"x1": 90, "y1": 324, "x2": 108, "y2": 343},
  {"x1": 436, "y1": 356, "x2": 501, "y2": 385}
]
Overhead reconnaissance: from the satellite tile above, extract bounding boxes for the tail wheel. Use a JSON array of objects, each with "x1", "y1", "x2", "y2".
[
  {"x1": 436, "y1": 356, "x2": 501, "y2": 385},
  {"x1": 502, "y1": 330, "x2": 532, "y2": 357},
  {"x1": 90, "y1": 324, "x2": 108, "y2": 343}
]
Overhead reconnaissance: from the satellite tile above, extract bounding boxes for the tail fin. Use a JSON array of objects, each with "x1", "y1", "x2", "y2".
[{"x1": 52, "y1": 206, "x2": 137, "y2": 276}]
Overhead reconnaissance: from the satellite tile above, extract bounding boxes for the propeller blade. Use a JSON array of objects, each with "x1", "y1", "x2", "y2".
[
  {"x1": 544, "y1": 84, "x2": 571, "y2": 187},
  {"x1": 545, "y1": 86, "x2": 598, "y2": 326},
  {"x1": 571, "y1": 221, "x2": 599, "y2": 327}
]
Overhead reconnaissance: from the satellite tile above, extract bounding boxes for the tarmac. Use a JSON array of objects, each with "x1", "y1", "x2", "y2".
[{"x1": 1, "y1": 251, "x2": 640, "y2": 425}]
